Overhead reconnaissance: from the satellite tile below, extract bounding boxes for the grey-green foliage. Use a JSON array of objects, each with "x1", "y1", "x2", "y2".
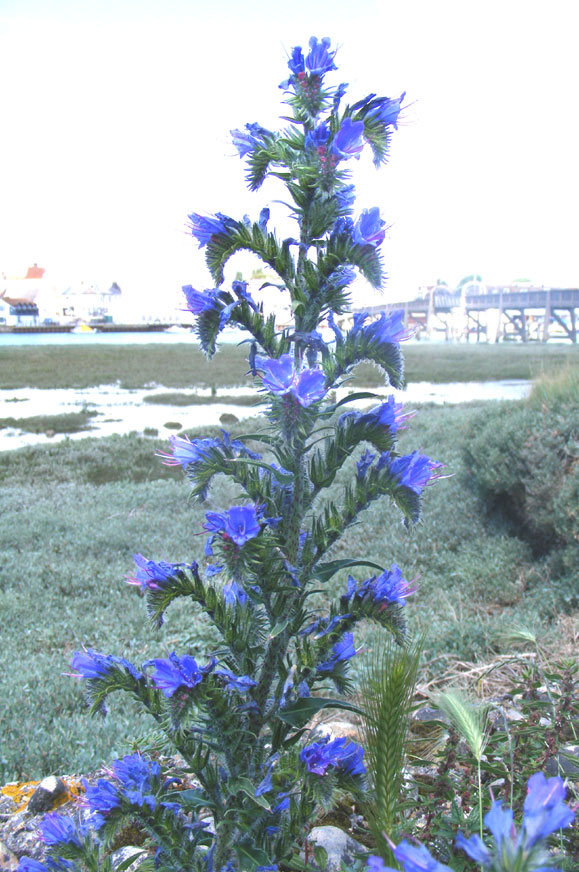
[{"x1": 360, "y1": 636, "x2": 422, "y2": 860}]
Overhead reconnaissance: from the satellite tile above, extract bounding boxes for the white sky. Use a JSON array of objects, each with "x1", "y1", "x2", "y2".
[{"x1": 1, "y1": 0, "x2": 578, "y2": 312}]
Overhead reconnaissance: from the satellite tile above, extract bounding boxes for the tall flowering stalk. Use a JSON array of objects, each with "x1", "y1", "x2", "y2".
[{"x1": 22, "y1": 38, "x2": 442, "y2": 872}]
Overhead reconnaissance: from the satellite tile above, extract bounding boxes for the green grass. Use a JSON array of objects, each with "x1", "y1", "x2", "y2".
[
  {"x1": 0, "y1": 404, "x2": 576, "y2": 782},
  {"x1": 0, "y1": 409, "x2": 98, "y2": 434},
  {"x1": 0, "y1": 342, "x2": 576, "y2": 389}
]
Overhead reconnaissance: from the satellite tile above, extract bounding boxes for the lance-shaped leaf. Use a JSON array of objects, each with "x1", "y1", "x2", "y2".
[
  {"x1": 278, "y1": 696, "x2": 364, "y2": 728},
  {"x1": 319, "y1": 233, "x2": 383, "y2": 289}
]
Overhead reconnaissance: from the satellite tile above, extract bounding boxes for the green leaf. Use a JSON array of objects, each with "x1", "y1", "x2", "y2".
[
  {"x1": 268, "y1": 619, "x2": 289, "y2": 639},
  {"x1": 311, "y1": 558, "x2": 385, "y2": 583},
  {"x1": 177, "y1": 788, "x2": 217, "y2": 810},
  {"x1": 235, "y1": 841, "x2": 272, "y2": 871},
  {"x1": 278, "y1": 696, "x2": 365, "y2": 727},
  {"x1": 115, "y1": 851, "x2": 148, "y2": 871},
  {"x1": 230, "y1": 777, "x2": 271, "y2": 810}
]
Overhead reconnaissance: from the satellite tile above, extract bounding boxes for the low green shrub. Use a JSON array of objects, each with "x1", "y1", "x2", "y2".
[{"x1": 462, "y1": 394, "x2": 578, "y2": 569}]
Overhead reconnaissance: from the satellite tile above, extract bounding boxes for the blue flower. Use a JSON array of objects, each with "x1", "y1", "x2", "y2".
[
  {"x1": 188, "y1": 212, "x2": 234, "y2": 248},
  {"x1": 293, "y1": 369, "x2": 326, "y2": 407},
  {"x1": 356, "y1": 449, "x2": 376, "y2": 480},
  {"x1": 112, "y1": 753, "x2": 160, "y2": 811},
  {"x1": 215, "y1": 668, "x2": 257, "y2": 693},
  {"x1": 181, "y1": 285, "x2": 220, "y2": 315},
  {"x1": 317, "y1": 632, "x2": 358, "y2": 672},
  {"x1": 256, "y1": 353, "x2": 296, "y2": 393},
  {"x1": 271, "y1": 792, "x2": 291, "y2": 813},
  {"x1": 484, "y1": 800, "x2": 515, "y2": 849},
  {"x1": 334, "y1": 184, "x2": 356, "y2": 214},
  {"x1": 204, "y1": 505, "x2": 261, "y2": 546},
  {"x1": 222, "y1": 580, "x2": 248, "y2": 607},
  {"x1": 357, "y1": 396, "x2": 410, "y2": 434},
  {"x1": 346, "y1": 565, "x2": 417, "y2": 610},
  {"x1": 82, "y1": 778, "x2": 120, "y2": 823},
  {"x1": 387, "y1": 451, "x2": 443, "y2": 495},
  {"x1": 332, "y1": 118, "x2": 365, "y2": 160},
  {"x1": 157, "y1": 434, "x2": 219, "y2": 467},
  {"x1": 367, "y1": 92, "x2": 405, "y2": 129},
  {"x1": 38, "y1": 813, "x2": 84, "y2": 847},
  {"x1": 287, "y1": 45, "x2": 305, "y2": 76},
  {"x1": 393, "y1": 840, "x2": 452, "y2": 872},
  {"x1": 301, "y1": 736, "x2": 365, "y2": 776},
  {"x1": 326, "y1": 265, "x2": 356, "y2": 291},
  {"x1": 333, "y1": 82, "x2": 348, "y2": 112},
  {"x1": 70, "y1": 649, "x2": 142, "y2": 682},
  {"x1": 231, "y1": 122, "x2": 266, "y2": 157},
  {"x1": 18, "y1": 861, "x2": 53, "y2": 872},
  {"x1": 305, "y1": 36, "x2": 337, "y2": 76},
  {"x1": 148, "y1": 652, "x2": 206, "y2": 698},
  {"x1": 256, "y1": 354, "x2": 326, "y2": 407},
  {"x1": 305, "y1": 123, "x2": 330, "y2": 150},
  {"x1": 362, "y1": 309, "x2": 411, "y2": 344},
  {"x1": 455, "y1": 833, "x2": 492, "y2": 866},
  {"x1": 366, "y1": 857, "x2": 396, "y2": 872},
  {"x1": 522, "y1": 772, "x2": 575, "y2": 847},
  {"x1": 126, "y1": 554, "x2": 181, "y2": 592},
  {"x1": 327, "y1": 311, "x2": 344, "y2": 344},
  {"x1": 353, "y1": 207, "x2": 385, "y2": 246}
]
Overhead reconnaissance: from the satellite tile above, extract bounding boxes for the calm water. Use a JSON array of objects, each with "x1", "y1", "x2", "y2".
[{"x1": 0, "y1": 328, "x2": 237, "y2": 347}]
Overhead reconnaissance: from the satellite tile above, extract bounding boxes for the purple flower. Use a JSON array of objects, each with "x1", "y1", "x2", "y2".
[
  {"x1": 363, "y1": 309, "x2": 412, "y2": 344},
  {"x1": 181, "y1": 285, "x2": 219, "y2": 315},
  {"x1": 387, "y1": 451, "x2": 443, "y2": 495},
  {"x1": 346, "y1": 565, "x2": 417, "y2": 610},
  {"x1": 353, "y1": 207, "x2": 385, "y2": 246},
  {"x1": 256, "y1": 354, "x2": 326, "y2": 407},
  {"x1": 257, "y1": 353, "x2": 296, "y2": 393},
  {"x1": 222, "y1": 580, "x2": 248, "y2": 607},
  {"x1": 357, "y1": 396, "x2": 410, "y2": 434},
  {"x1": 215, "y1": 669, "x2": 257, "y2": 693},
  {"x1": 126, "y1": 554, "x2": 180, "y2": 592},
  {"x1": 334, "y1": 184, "x2": 356, "y2": 213},
  {"x1": 522, "y1": 772, "x2": 575, "y2": 847},
  {"x1": 188, "y1": 212, "x2": 233, "y2": 248},
  {"x1": 305, "y1": 123, "x2": 330, "y2": 150},
  {"x1": 367, "y1": 92, "x2": 406, "y2": 129},
  {"x1": 112, "y1": 753, "x2": 160, "y2": 811},
  {"x1": 272, "y1": 792, "x2": 291, "y2": 813},
  {"x1": 305, "y1": 36, "x2": 337, "y2": 76},
  {"x1": 287, "y1": 45, "x2": 305, "y2": 76},
  {"x1": 356, "y1": 449, "x2": 376, "y2": 480},
  {"x1": 455, "y1": 833, "x2": 492, "y2": 866},
  {"x1": 393, "y1": 840, "x2": 452, "y2": 872},
  {"x1": 231, "y1": 122, "x2": 266, "y2": 157},
  {"x1": 38, "y1": 813, "x2": 83, "y2": 847},
  {"x1": 148, "y1": 652, "x2": 205, "y2": 698},
  {"x1": 70, "y1": 649, "x2": 142, "y2": 682},
  {"x1": 293, "y1": 369, "x2": 326, "y2": 407},
  {"x1": 301, "y1": 736, "x2": 365, "y2": 777},
  {"x1": 317, "y1": 632, "x2": 358, "y2": 672},
  {"x1": 157, "y1": 433, "x2": 219, "y2": 467},
  {"x1": 82, "y1": 778, "x2": 120, "y2": 822},
  {"x1": 326, "y1": 265, "x2": 356, "y2": 291},
  {"x1": 18, "y1": 861, "x2": 52, "y2": 872},
  {"x1": 332, "y1": 118, "x2": 365, "y2": 160},
  {"x1": 484, "y1": 800, "x2": 515, "y2": 849},
  {"x1": 204, "y1": 505, "x2": 261, "y2": 546},
  {"x1": 366, "y1": 857, "x2": 395, "y2": 872}
]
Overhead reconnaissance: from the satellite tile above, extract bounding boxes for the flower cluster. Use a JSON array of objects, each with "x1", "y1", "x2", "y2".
[
  {"x1": 256, "y1": 353, "x2": 326, "y2": 407},
  {"x1": 301, "y1": 736, "x2": 365, "y2": 777}
]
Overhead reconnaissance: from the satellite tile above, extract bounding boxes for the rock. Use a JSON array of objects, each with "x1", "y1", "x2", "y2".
[
  {"x1": 0, "y1": 839, "x2": 19, "y2": 871},
  {"x1": 545, "y1": 746, "x2": 579, "y2": 777},
  {"x1": 219, "y1": 413, "x2": 239, "y2": 425},
  {"x1": 306, "y1": 826, "x2": 365, "y2": 872},
  {"x1": 412, "y1": 707, "x2": 450, "y2": 725},
  {"x1": 27, "y1": 777, "x2": 67, "y2": 814}
]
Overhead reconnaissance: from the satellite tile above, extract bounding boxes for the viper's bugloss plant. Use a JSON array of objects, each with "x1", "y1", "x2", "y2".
[{"x1": 20, "y1": 37, "x2": 444, "y2": 872}]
